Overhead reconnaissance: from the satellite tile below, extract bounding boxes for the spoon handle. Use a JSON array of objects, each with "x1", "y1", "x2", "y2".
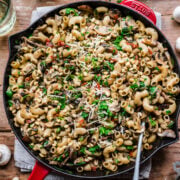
[{"x1": 133, "y1": 122, "x2": 145, "y2": 180}]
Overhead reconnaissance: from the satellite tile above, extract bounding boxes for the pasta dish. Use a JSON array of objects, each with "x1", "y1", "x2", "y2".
[{"x1": 6, "y1": 5, "x2": 179, "y2": 172}]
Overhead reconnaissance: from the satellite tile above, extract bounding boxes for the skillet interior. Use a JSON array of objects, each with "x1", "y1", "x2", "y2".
[{"x1": 3, "y1": 1, "x2": 180, "y2": 178}]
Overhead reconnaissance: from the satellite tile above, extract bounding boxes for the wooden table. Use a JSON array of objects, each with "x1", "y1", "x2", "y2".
[{"x1": 0, "y1": 0, "x2": 180, "y2": 179}]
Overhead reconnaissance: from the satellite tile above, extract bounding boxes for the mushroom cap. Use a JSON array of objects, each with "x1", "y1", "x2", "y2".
[
  {"x1": 94, "y1": 26, "x2": 111, "y2": 36},
  {"x1": 158, "y1": 129, "x2": 176, "y2": 138},
  {"x1": 0, "y1": 144, "x2": 11, "y2": 166},
  {"x1": 173, "y1": 6, "x2": 180, "y2": 23},
  {"x1": 175, "y1": 37, "x2": 180, "y2": 53}
]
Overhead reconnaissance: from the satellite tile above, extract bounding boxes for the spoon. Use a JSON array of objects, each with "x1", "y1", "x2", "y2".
[{"x1": 133, "y1": 122, "x2": 145, "y2": 180}]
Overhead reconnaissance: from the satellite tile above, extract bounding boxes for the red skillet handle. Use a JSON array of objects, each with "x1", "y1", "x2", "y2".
[
  {"x1": 119, "y1": 0, "x2": 156, "y2": 24},
  {"x1": 28, "y1": 161, "x2": 51, "y2": 180}
]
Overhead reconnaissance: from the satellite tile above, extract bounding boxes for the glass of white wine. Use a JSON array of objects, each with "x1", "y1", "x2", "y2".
[{"x1": 0, "y1": 0, "x2": 16, "y2": 37}]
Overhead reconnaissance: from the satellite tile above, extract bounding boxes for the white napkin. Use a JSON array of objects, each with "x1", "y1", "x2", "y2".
[{"x1": 14, "y1": 5, "x2": 162, "y2": 179}]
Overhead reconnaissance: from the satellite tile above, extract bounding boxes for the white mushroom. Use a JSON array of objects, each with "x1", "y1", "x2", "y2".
[
  {"x1": 94, "y1": 26, "x2": 111, "y2": 36},
  {"x1": 0, "y1": 144, "x2": 11, "y2": 166},
  {"x1": 158, "y1": 129, "x2": 176, "y2": 138},
  {"x1": 173, "y1": 6, "x2": 180, "y2": 23},
  {"x1": 175, "y1": 37, "x2": 180, "y2": 53},
  {"x1": 12, "y1": 177, "x2": 19, "y2": 180}
]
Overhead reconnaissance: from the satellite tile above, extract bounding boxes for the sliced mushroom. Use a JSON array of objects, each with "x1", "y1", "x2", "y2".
[
  {"x1": 0, "y1": 144, "x2": 11, "y2": 166},
  {"x1": 37, "y1": 24, "x2": 47, "y2": 31},
  {"x1": 126, "y1": 18, "x2": 138, "y2": 29},
  {"x1": 109, "y1": 9, "x2": 121, "y2": 19},
  {"x1": 102, "y1": 88, "x2": 111, "y2": 97},
  {"x1": 143, "y1": 38, "x2": 157, "y2": 47},
  {"x1": 108, "y1": 100, "x2": 120, "y2": 112},
  {"x1": 165, "y1": 51, "x2": 173, "y2": 69},
  {"x1": 22, "y1": 62, "x2": 36, "y2": 76},
  {"x1": 77, "y1": 5, "x2": 93, "y2": 13},
  {"x1": 94, "y1": 26, "x2": 111, "y2": 36},
  {"x1": 55, "y1": 15, "x2": 62, "y2": 26},
  {"x1": 158, "y1": 129, "x2": 176, "y2": 138}
]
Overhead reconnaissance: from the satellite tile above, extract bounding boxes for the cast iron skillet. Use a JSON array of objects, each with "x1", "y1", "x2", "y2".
[{"x1": 3, "y1": 0, "x2": 180, "y2": 179}]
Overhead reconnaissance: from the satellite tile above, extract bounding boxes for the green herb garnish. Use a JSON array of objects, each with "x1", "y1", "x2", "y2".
[
  {"x1": 130, "y1": 83, "x2": 139, "y2": 90},
  {"x1": 40, "y1": 61, "x2": 46, "y2": 67},
  {"x1": 117, "y1": 0, "x2": 123, "y2": 3},
  {"x1": 168, "y1": 121, "x2": 174, "y2": 128},
  {"x1": 149, "y1": 86, "x2": 157, "y2": 98},
  {"x1": 43, "y1": 141, "x2": 49, "y2": 147},
  {"x1": 89, "y1": 145, "x2": 100, "y2": 154},
  {"x1": 99, "y1": 101, "x2": 108, "y2": 111},
  {"x1": 139, "y1": 81, "x2": 145, "y2": 88},
  {"x1": 65, "y1": 8, "x2": 78, "y2": 16},
  {"x1": 149, "y1": 116, "x2": 156, "y2": 127},
  {"x1": 166, "y1": 110, "x2": 171, "y2": 115},
  {"x1": 126, "y1": 145, "x2": 134, "y2": 150},
  {"x1": 80, "y1": 147, "x2": 86, "y2": 154},
  {"x1": 113, "y1": 35, "x2": 123, "y2": 51},
  {"x1": 76, "y1": 161, "x2": 86, "y2": 165},
  {"x1": 81, "y1": 112, "x2": 89, "y2": 119},
  {"x1": 104, "y1": 61, "x2": 114, "y2": 71},
  {"x1": 29, "y1": 144, "x2": 34, "y2": 149},
  {"x1": 79, "y1": 136, "x2": 84, "y2": 141},
  {"x1": 18, "y1": 84, "x2": 25, "y2": 88},
  {"x1": 99, "y1": 126, "x2": 111, "y2": 136},
  {"x1": 121, "y1": 26, "x2": 133, "y2": 35},
  {"x1": 8, "y1": 100, "x2": 13, "y2": 107},
  {"x1": 42, "y1": 87, "x2": 47, "y2": 95},
  {"x1": 54, "y1": 90, "x2": 61, "y2": 95},
  {"x1": 155, "y1": 67, "x2": 160, "y2": 71},
  {"x1": 56, "y1": 127, "x2": 61, "y2": 133},
  {"x1": 66, "y1": 74, "x2": 74, "y2": 81},
  {"x1": 78, "y1": 74, "x2": 83, "y2": 81},
  {"x1": 6, "y1": 89, "x2": 13, "y2": 98}
]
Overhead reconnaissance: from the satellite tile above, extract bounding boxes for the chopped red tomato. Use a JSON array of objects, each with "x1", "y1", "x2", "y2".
[
  {"x1": 110, "y1": 58, "x2": 117, "y2": 62},
  {"x1": 46, "y1": 42, "x2": 53, "y2": 47},
  {"x1": 58, "y1": 40, "x2": 65, "y2": 46},
  {"x1": 82, "y1": 82, "x2": 87, "y2": 86},
  {"x1": 46, "y1": 38, "x2": 50, "y2": 43},
  {"x1": 65, "y1": 44, "x2": 70, "y2": 48},
  {"x1": 91, "y1": 166, "x2": 97, "y2": 171},
  {"x1": 96, "y1": 82, "x2": 100, "y2": 90},
  {"x1": 58, "y1": 40, "x2": 70, "y2": 48},
  {"x1": 148, "y1": 48, "x2": 153, "y2": 54},
  {"x1": 25, "y1": 77, "x2": 30, "y2": 81},
  {"x1": 113, "y1": 118, "x2": 118, "y2": 121},
  {"x1": 26, "y1": 120, "x2": 31, "y2": 124},
  {"x1": 79, "y1": 119, "x2": 84, "y2": 125},
  {"x1": 113, "y1": 14, "x2": 119, "y2": 20},
  {"x1": 126, "y1": 42, "x2": 138, "y2": 49},
  {"x1": 129, "y1": 151, "x2": 134, "y2": 157}
]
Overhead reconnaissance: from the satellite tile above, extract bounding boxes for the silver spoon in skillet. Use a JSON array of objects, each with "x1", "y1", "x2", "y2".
[{"x1": 133, "y1": 122, "x2": 145, "y2": 180}]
